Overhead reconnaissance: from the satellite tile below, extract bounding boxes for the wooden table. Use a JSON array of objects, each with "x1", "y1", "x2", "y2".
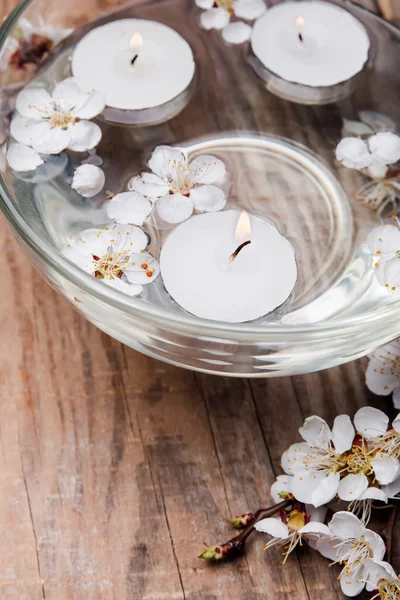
[{"x1": 0, "y1": 0, "x2": 399, "y2": 598}]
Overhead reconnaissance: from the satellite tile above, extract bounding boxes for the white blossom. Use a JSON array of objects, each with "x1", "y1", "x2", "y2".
[
  {"x1": 336, "y1": 132, "x2": 400, "y2": 171},
  {"x1": 364, "y1": 559, "x2": 400, "y2": 599},
  {"x1": 336, "y1": 137, "x2": 373, "y2": 169},
  {"x1": 221, "y1": 21, "x2": 252, "y2": 44},
  {"x1": 71, "y1": 164, "x2": 105, "y2": 197},
  {"x1": 62, "y1": 224, "x2": 158, "y2": 296},
  {"x1": 365, "y1": 223, "x2": 400, "y2": 291},
  {"x1": 129, "y1": 145, "x2": 227, "y2": 224},
  {"x1": 255, "y1": 506, "x2": 330, "y2": 564},
  {"x1": 316, "y1": 512, "x2": 386, "y2": 597},
  {"x1": 10, "y1": 77, "x2": 105, "y2": 155}
]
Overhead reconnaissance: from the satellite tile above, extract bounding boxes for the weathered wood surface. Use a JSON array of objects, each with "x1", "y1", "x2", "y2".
[{"x1": 0, "y1": 0, "x2": 399, "y2": 599}]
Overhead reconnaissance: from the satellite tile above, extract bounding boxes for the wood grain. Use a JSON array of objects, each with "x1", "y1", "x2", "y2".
[{"x1": 0, "y1": 0, "x2": 398, "y2": 599}]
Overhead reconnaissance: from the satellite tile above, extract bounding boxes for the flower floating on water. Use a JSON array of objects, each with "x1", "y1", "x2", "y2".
[
  {"x1": 71, "y1": 164, "x2": 105, "y2": 198},
  {"x1": 365, "y1": 221, "x2": 400, "y2": 291},
  {"x1": 0, "y1": 17, "x2": 72, "y2": 73},
  {"x1": 10, "y1": 77, "x2": 105, "y2": 156},
  {"x1": 62, "y1": 224, "x2": 159, "y2": 297},
  {"x1": 195, "y1": 0, "x2": 266, "y2": 44},
  {"x1": 316, "y1": 511, "x2": 386, "y2": 597},
  {"x1": 129, "y1": 145, "x2": 227, "y2": 224}
]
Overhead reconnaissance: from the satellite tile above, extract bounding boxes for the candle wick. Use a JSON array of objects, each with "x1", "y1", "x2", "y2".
[
  {"x1": 230, "y1": 240, "x2": 251, "y2": 262},
  {"x1": 131, "y1": 54, "x2": 138, "y2": 65},
  {"x1": 298, "y1": 32, "x2": 303, "y2": 43}
]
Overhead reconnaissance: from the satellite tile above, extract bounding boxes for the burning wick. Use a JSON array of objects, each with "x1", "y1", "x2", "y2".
[
  {"x1": 296, "y1": 16, "x2": 305, "y2": 44},
  {"x1": 130, "y1": 32, "x2": 143, "y2": 66},
  {"x1": 230, "y1": 210, "x2": 252, "y2": 262}
]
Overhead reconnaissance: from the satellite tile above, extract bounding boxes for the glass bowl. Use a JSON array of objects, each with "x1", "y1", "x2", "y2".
[{"x1": 1, "y1": 0, "x2": 400, "y2": 377}]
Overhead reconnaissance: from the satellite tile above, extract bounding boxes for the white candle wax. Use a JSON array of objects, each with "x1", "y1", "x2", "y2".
[
  {"x1": 160, "y1": 211, "x2": 297, "y2": 323},
  {"x1": 251, "y1": 1, "x2": 370, "y2": 87},
  {"x1": 71, "y1": 19, "x2": 195, "y2": 110}
]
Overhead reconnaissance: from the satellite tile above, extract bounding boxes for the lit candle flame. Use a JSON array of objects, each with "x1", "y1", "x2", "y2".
[
  {"x1": 130, "y1": 32, "x2": 143, "y2": 52},
  {"x1": 230, "y1": 210, "x2": 252, "y2": 262},
  {"x1": 295, "y1": 16, "x2": 305, "y2": 43}
]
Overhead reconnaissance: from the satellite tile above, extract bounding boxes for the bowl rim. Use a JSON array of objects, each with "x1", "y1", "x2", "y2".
[{"x1": 1, "y1": 0, "x2": 400, "y2": 342}]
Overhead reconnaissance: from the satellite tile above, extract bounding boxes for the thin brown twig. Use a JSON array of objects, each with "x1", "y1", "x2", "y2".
[{"x1": 199, "y1": 499, "x2": 291, "y2": 562}]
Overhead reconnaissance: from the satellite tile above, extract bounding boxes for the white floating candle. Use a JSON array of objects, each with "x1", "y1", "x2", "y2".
[
  {"x1": 251, "y1": 1, "x2": 370, "y2": 88},
  {"x1": 71, "y1": 19, "x2": 195, "y2": 111},
  {"x1": 160, "y1": 210, "x2": 297, "y2": 323}
]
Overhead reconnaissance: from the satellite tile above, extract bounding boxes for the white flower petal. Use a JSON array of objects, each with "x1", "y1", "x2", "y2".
[
  {"x1": 62, "y1": 244, "x2": 96, "y2": 273},
  {"x1": 335, "y1": 137, "x2": 373, "y2": 169},
  {"x1": 393, "y1": 387, "x2": 400, "y2": 409},
  {"x1": 299, "y1": 415, "x2": 331, "y2": 449},
  {"x1": 125, "y1": 252, "x2": 160, "y2": 285},
  {"x1": 316, "y1": 537, "x2": 349, "y2": 562},
  {"x1": 200, "y1": 7, "x2": 231, "y2": 30},
  {"x1": 354, "y1": 406, "x2": 389, "y2": 439},
  {"x1": 233, "y1": 0, "x2": 266, "y2": 20},
  {"x1": 270, "y1": 474, "x2": 292, "y2": 503},
  {"x1": 393, "y1": 413, "x2": 400, "y2": 434},
  {"x1": 369, "y1": 132, "x2": 400, "y2": 165},
  {"x1": 328, "y1": 511, "x2": 365, "y2": 540},
  {"x1": 71, "y1": 164, "x2": 105, "y2": 197},
  {"x1": 366, "y1": 357, "x2": 399, "y2": 396},
  {"x1": 281, "y1": 442, "x2": 310, "y2": 475},
  {"x1": 254, "y1": 517, "x2": 289, "y2": 538},
  {"x1": 6, "y1": 143, "x2": 43, "y2": 172},
  {"x1": 52, "y1": 77, "x2": 88, "y2": 113},
  {"x1": 339, "y1": 570, "x2": 365, "y2": 597},
  {"x1": 359, "y1": 110, "x2": 397, "y2": 133},
  {"x1": 156, "y1": 193, "x2": 193, "y2": 224},
  {"x1": 130, "y1": 172, "x2": 170, "y2": 198},
  {"x1": 107, "y1": 191, "x2": 152, "y2": 226},
  {"x1": 359, "y1": 487, "x2": 387, "y2": 502},
  {"x1": 366, "y1": 224, "x2": 400, "y2": 258},
  {"x1": 67, "y1": 120, "x2": 102, "y2": 152},
  {"x1": 364, "y1": 559, "x2": 398, "y2": 590},
  {"x1": 190, "y1": 185, "x2": 226, "y2": 212},
  {"x1": 381, "y1": 473, "x2": 400, "y2": 498},
  {"x1": 110, "y1": 224, "x2": 148, "y2": 255},
  {"x1": 15, "y1": 87, "x2": 52, "y2": 119},
  {"x1": 338, "y1": 473, "x2": 369, "y2": 501},
  {"x1": 148, "y1": 145, "x2": 186, "y2": 179},
  {"x1": 332, "y1": 415, "x2": 355, "y2": 453},
  {"x1": 221, "y1": 21, "x2": 252, "y2": 44},
  {"x1": 307, "y1": 505, "x2": 328, "y2": 524},
  {"x1": 11, "y1": 116, "x2": 70, "y2": 155},
  {"x1": 341, "y1": 119, "x2": 374, "y2": 138},
  {"x1": 371, "y1": 454, "x2": 400, "y2": 485},
  {"x1": 103, "y1": 276, "x2": 143, "y2": 297},
  {"x1": 73, "y1": 89, "x2": 106, "y2": 120},
  {"x1": 364, "y1": 530, "x2": 386, "y2": 561},
  {"x1": 75, "y1": 227, "x2": 113, "y2": 257},
  {"x1": 195, "y1": 0, "x2": 214, "y2": 8},
  {"x1": 367, "y1": 162, "x2": 388, "y2": 179},
  {"x1": 375, "y1": 257, "x2": 400, "y2": 290},
  {"x1": 299, "y1": 522, "x2": 330, "y2": 536},
  {"x1": 190, "y1": 155, "x2": 227, "y2": 185},
  {"x1": 291, "y1": 472, "x2": 339, "y2": 507}
]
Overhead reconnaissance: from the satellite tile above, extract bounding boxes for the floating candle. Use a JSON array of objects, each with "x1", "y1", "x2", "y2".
[
  {"x1": 71, "y1": 19, "x2": 195, "y2": 111},
  {"x1": 160, "y1": 210, "x2": 297, "y2": 323},
  {"x1": 251, "y1": 1, "x2": 370, "y2": 88}
]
